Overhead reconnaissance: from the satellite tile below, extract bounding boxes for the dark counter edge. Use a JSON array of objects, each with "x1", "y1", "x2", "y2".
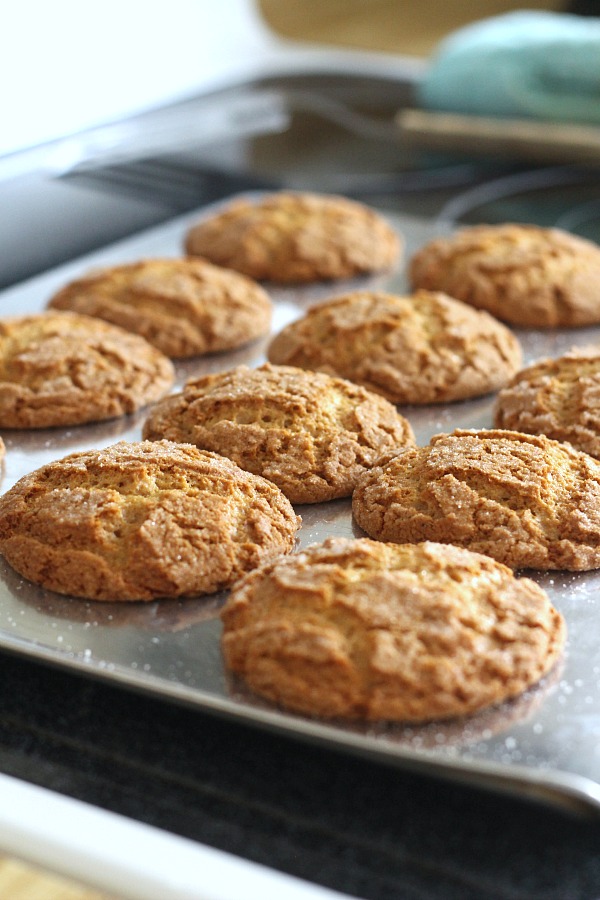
[{"x1": 2, "y1": 644, "x2": 600, "y2": 900}]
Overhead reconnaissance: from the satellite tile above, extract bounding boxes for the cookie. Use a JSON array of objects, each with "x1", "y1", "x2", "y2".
[
  {"x1": 183, "y1": 192, "x2": 401, "y2": 283},
  {"x1": 143, "y1": 363, "x2": 415, "y2": 504},
  {"x1": 494, "y1": 346, "x2": 600, "y2": 458},
  {"x1": 221, "y1": 537, "x2": 565, "y2": 721},
  {"x1": 267, "y1": 290, "x2": 522, "y2": 404},
  {"x1": 0, "y1": 440, "x2": 300, "y2": 602},
  {"x1": 408, "y1": 223, "x2": 600, "y2": 327},
  {"x1": 353, "y1": 428, "x2": 600, "y2": 570},
  {"x1": 47, "y1": 257, "x2": 272, "y2": 358},
  {"x1": 0, "y1": 312, "x2": 174, "y2": 429}
]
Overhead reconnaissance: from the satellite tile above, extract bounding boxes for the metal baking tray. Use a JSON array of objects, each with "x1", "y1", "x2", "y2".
[{"x1": 2, "y1": 198, "x2": 600, "y2": 816}]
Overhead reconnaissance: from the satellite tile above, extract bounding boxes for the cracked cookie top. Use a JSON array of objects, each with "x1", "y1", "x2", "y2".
[
  {"x1": 409, "y1": 223, "x2": 600, "y2": 327},
  {"x1": 494, "y1": 346, "x2": 600, "y2": 458},
  {"x1": 142, "y1": 363, "x2": 415, "y2": 504},
  {"x1": 267, "y1": 290, "x2": 522, "y2": 404},
  {"x1": 184, "y1": 192, "x2": 401, "y2": 283},
  {"x1": 0, "y1": 312, "x2": 174, "y2": 428},
  {"x1": 48, "y1": 257, "x2": 272, "y2": 358},
  {"x1": 353, "y1": 428, "x2": 600, "y2": 570},
  {"x1": 221, "y1": 537, "x2": 565, "y2": 721},
  {"x1": 0, "y1": 440, "x2": 300, "y2": 601}
]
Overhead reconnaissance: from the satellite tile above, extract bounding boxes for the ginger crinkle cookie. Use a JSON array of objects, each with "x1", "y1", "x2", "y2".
[
  {"x1": 221, "y1": 538, "x2": 565, "y2": 722},
  {"x1": 267, "y1": 290, "x2": 522, "y2": 404},
  {"x1": 47, "y1": 257, "x2": 272, "y2": 359},
  {"x1": 183, "y1": 192, "x2": 401, "y2": 283},
  {"x1": 494, "y1": 346, "x2": 600, "y2": 458},
  {"x1": 409, "y1": 223, "x2": 600, "y2": 327},
  {"x1": 0, "y1": 441, "x2": 300, "y2": 602},
  {"x1": 142, "y1": 363, "x2": 415, "y2": 504},
  {"x1": 353, "y1": 428, "x2": 600, "y2": 570},
  {"x1": 0, "y1": 312, "x2": 174, "y2": 428}
]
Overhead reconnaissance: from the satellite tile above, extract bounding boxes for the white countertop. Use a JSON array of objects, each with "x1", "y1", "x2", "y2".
[{"x1": 1, "y1": 0, "x2": 423, "y2": 166}]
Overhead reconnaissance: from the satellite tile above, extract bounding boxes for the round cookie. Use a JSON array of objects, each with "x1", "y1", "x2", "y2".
[
  {"x1": 221, "y1": 537, "x2": 565, "y2": 722},
  {"x1": 494, "y1": 347, "x2": 600, "y2": 459},
  {"x1": 408, "y1": 223, "x2": 600, "y2": 327},
  {"x1": 352, "y1": 428, "x2": 600, "y2": 570},
  {"x1": 0, "y1": 312, "x2": 175, "y2": 429},
  {"x1": 142, "y1": 363, "x2": 415, "y2": 504},
  {"x1": 0, "y1": 440, "x2": 300, "y2": 602},
  {"x1": 47, "y1": 257, "x2": 273, "y2": 359},
  {"x1": 267, "y1": 290, "x2": 522, "y2": 404},
  {"x1": 183, "y1": 192, "x2": 401, "y2": 283}
]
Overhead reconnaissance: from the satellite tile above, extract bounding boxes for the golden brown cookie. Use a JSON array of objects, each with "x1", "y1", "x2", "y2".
[
  {"x1": 409, "y1": 223, "x2": 600, "y2": 327},
  {"x1": 0, "y1": 312, "x2": 174, "y2": 429},
  {"x1": 267, "y1": 290, "x2": 522, "y2": 404},
  {"x1": 142, "y1": 363, "x2": 415, "y2": 504},
  {"x1": 494, "y1": 346, "x2": 600, "y2": 458},
  {"x1": 183, "y1": 192, "x2": 401, "y2": 283},
  {"x1": 221, "y1": 537, "x2": 565, "y2": 721},
  {"x1": 47, "y1": 257, "x2": 272, "y2": 359},
  {"x1": 352, "y1": 428, "x2": 600, "y2": 570},
  {"x1": 0, "y1": 440, "x2": 300, "y2": 602}
]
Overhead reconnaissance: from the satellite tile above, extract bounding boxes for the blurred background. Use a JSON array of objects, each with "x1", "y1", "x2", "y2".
[
  {"x1": 2, "y1": 0, "x2": 599, "y2": 292},
  {"x1": 259, "y1": 0, "x2": 569, "y2": 55}
]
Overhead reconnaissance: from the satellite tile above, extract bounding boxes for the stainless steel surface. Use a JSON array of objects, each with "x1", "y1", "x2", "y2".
[
  {"x1": 2, "y1": 198, "x2": 600, "y2": 816},
  {"x1": 0, "y1": 90, "x2": 290, "y2": 183}
]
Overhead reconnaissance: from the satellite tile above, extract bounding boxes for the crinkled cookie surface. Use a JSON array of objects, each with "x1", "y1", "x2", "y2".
[
  {"x1": 268, "y1": 290, "x2": 522, "y2": 403},
  {"x1": 221, "y1": 538, "x2": 565, "y2": 721},
  {"x1": 0, "y1": 440, "x2": 300, "y2": 601},
  {"x1": 409, "y1": 223, "x2": 600, "y2": 327},
  {"x1": 184, "y1": 192, "x2": 401, "y2": 283},
  {"x1": 0, "y1": 312, "x2": 174, "y2": 428},
  {"x1": 353, "y1": 428, "x2": 600, "y2": 570},
  {"x1": 494, "y1": 346, "x2": 600, "y2": 458},
  {"x1": 48, "y1": 257, "x2": 272, "y2": 358},
  {"x1": 143, "y1": 363, "x2": 415, "y2": 503}
]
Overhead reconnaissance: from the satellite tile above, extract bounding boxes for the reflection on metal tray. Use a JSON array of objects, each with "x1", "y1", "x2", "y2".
[{"x1": 1, "y1": 198, "x2": 600, "y2": 817}]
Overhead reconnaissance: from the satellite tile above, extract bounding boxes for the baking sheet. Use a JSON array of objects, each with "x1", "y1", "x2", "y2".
[{"x1": 2, "y1": 198, "x2": 600, "y2": 816}]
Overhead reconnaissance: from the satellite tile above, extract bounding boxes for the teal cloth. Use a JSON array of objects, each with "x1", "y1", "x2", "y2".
[{"x1": 417, "y1": 11, "x2": 600, "y2": 125}]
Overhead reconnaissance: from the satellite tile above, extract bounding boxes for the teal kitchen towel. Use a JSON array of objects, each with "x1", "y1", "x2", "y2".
[{"x1": 417, "y1": 11, "x2": 600, "y2": 125}]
